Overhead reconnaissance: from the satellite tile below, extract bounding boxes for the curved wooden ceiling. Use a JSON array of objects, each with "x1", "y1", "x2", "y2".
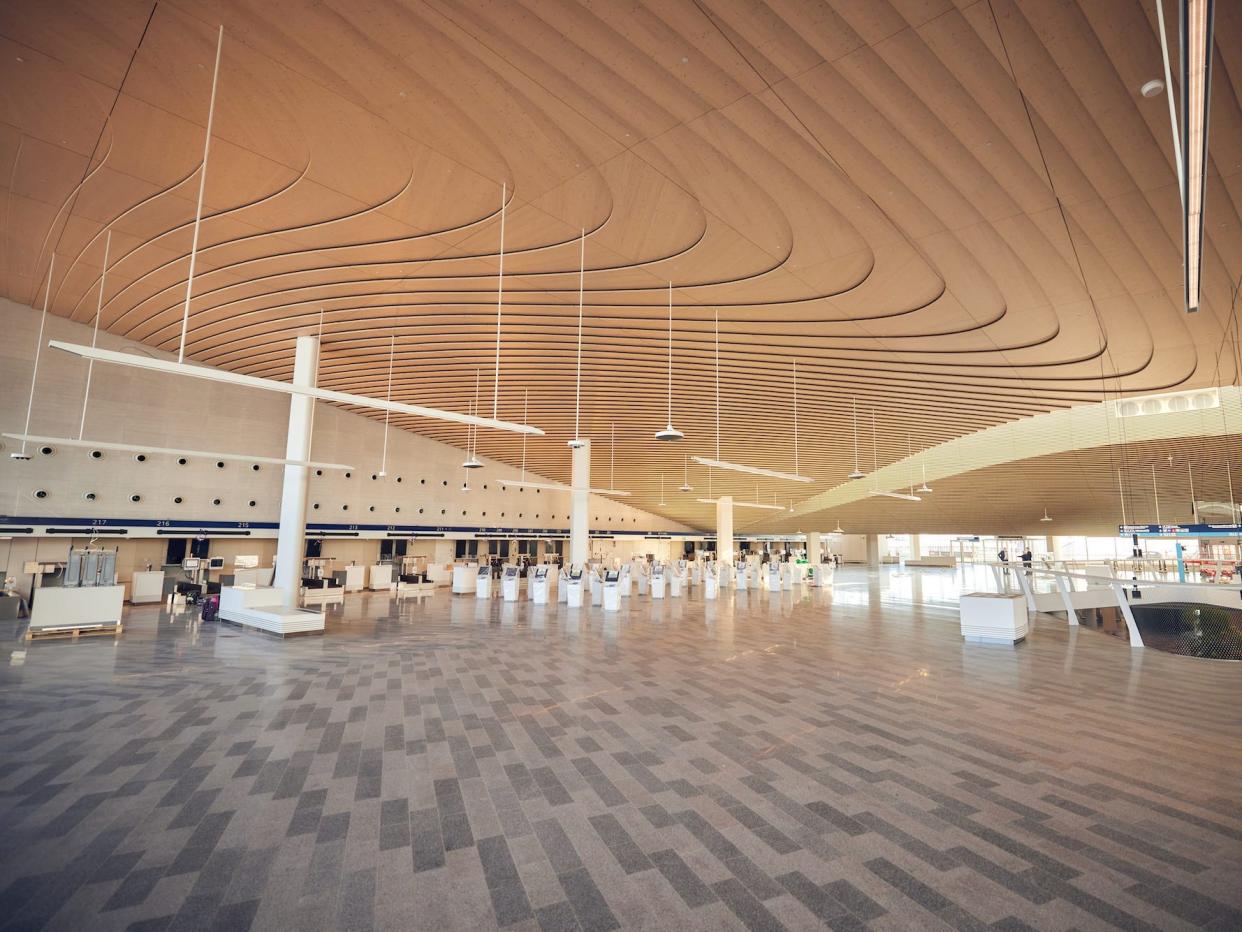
[{"x1": 2, "y1": 0, "x2": 1240, "y2": 532}]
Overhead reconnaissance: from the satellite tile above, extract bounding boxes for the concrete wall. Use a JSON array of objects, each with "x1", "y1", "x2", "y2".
[{"x1": 0, "y1": 298, "x2": 694, "y2": 594}]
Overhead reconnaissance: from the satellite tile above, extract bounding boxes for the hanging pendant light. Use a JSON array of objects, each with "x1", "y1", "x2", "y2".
[
  {"x1": 848, "y1": 397, "x2": 866, "y2": 479},
  {"x1": 655, "y1": 282, "x2": 684, "y2": 441},
  {"x1": 568, "y1": 229, "x2": 588, "y2": 448},
  {"x1": 679, "y1": 454, "x2": 693, "y2": 493},
  {"x1": 462, "y1": 370, "x2": 484, "y2": 469},
  {"x1": 917, "y1": 461, "x2": 932, "y2": 493},
  {"x1": 832, "y1": 521, "x2": 844, "y2": 534},
  {"x1": 1040, "y1": 507, "x2": 1053, "y2": 522}
]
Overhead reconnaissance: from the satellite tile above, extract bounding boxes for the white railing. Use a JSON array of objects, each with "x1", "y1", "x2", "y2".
[{"x1": 969, "y1": 560, "x2": 1242, "y2": 649}]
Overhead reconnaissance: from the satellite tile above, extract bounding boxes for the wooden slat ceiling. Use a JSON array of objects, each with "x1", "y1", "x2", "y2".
[{"x1": 2, "y1": 0, "x2": 1240, "y2": 533}]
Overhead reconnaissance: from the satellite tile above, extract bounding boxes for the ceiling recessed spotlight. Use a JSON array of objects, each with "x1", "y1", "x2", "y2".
[{"x1": 1140, "y1": 78, "x2": 1164, "y2": 98}]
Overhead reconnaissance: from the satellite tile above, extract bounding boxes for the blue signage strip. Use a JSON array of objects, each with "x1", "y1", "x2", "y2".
[
  {"x1": 1120, "y1": 523, "x2": 1242, "y2": 536},
  {"x1": 0, "y1": 515, "x2": 679, "y2": 538}
]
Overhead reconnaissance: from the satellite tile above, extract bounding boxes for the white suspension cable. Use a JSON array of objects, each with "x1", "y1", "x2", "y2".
[
  {"x1": 520, "y1": 387, "x2": 528, "y2": 480},
  {"x1": 667, "y1": 283, "x2": 673, "y2": 422},
  {"x1": 1155, "y1": 0, "x2": 1184, "y2": 204},
  {"x1": 573, "y1": 229, "x2": 585, "y2": 443},
  {"x1": 379, "y1": 334, "x2": 394, "y2": 476},
  {"x1": 17, "y1": 256, "x2": 54, "y2": 458},
  {"x1": 493, "y1": 182, "x2": 506, "y2": 418},
  {"x1": 79, "y1": 231, "x2": 110, "y2": 440},
  {"x1": 792, "y1": 359, "x2": 799, "y2": 474},
  {"x1": 178, "y1": 25, "x2": 224, "y2": 364}
]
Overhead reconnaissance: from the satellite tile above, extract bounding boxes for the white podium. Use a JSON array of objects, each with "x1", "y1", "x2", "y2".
[
  {"x1": 781, "y1": 564, "x2": 794, "y2": 590},
  {"x1": 669, "y1": 572, "x2": 683, "y2": 597},
  {"x1": 960, "y1": 593, "x2": 1028, "y2": 644},
  {"x1": 130, "y1": 570, "x2": 165, "y2": 604},
  {"x1": 704, "y1": 572, "x2": 718, "y2": 600},
  {"x1": 368, "y1": 564, "x2": 393, "y2": 591},
  {"x1": 589, "y1": 570, "x2": 603, "y2": 606},
  {"x1": 342, "y1": 564, "x2": 366, "y2": 592},
  {"x1": 636, "y1": 569, "x2": 649, "y2": 596},
  {"x1": 452, "y1": 563, "x2": 477, "y2": 594}
]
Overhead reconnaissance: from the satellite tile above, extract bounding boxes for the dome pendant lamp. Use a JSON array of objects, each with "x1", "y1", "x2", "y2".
[
  {"x1": 678, "y1": 454, "x2": 693, "y2": 493},
  {"x1": 655, "y1": 282, "x2": 684, "y2": 441}
]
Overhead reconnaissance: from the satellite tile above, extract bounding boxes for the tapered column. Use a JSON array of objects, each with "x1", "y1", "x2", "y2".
[
  {"x1": 570, "y1": 440, "x2": 590, "y2": 567},
  {"x1": 716, "y1": 496, "x2": 734, "y2": 566},
  {"x1": 274, "y1": 335, "x2": 318, "y2": 607},
  {"x1": 806, "y1": 531, "x2": 822, "y2": 564},
  {"x1": 865, "y1": 533, "x2": 881, "y2": 568}
]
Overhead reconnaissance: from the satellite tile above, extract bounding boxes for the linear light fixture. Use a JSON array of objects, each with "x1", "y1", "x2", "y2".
[
  {"x1": 496, "y1": 479, "x2": 630, "y2": 496},
  {"x1": 694, "y1": 498, "x2": 785, "y2": 510},
  {"x1": 1181, "y1": 0, "x2": 1215, "y2": 313},
  {"x1": 48, "y1": 341, "x2": 544, "y2": 435},
  {"x1": 690, "y1": 457, "x2": 812, "y2": 483},
  {"x1": 865, "y1": 490, "x2": 921, "y2": 502},
  {"x1": 2, "y1": 433, "x2": 354, "y2": 471}
]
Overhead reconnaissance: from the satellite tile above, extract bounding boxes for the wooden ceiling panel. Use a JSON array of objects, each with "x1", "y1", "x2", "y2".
[{"x1": 2, "y1": 0, "x2": 1240, "y2": 534}]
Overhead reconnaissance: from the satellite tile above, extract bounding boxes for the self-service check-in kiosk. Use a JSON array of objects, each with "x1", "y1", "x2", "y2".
[
  {"x1": 704, "y1": 563, "x2": 719, "y2": 599},
  {"x1": 501, "y1": 564, "x2": 519, "y2": 601},
  {"x1": 668, "y1": 564, "x2": 683, "y2": 597},
  {"x1": 558, "y1": 567, "x2": 569, "y2": 602},
  {"x1": 767, "y1": 562, "x2": 781, "y2": 591},
  {"x1": 782, "y1": 562, "x2": 794, "y2": 590},
  {"x1": 530, "y1": 566, "x2": 550, "y2": 603},
  {"x1": 589, "y1": 567, "x2": 603, "y2": 606},
  {"x1": 475, "y1": 564, "x2": 492, "y2": 599},
  {"x1": 603, "y1": 569, "x2": 621, "y2": 611},
  {"x1": 565, "y1": 566, "x2": 585, "y2": 607},
  {"x1": 690, "y1": 561, "x2": 702, "y2": 586},
  {"x1": 735, "y1": 563, "x2": 748, "y2": 590},
  {"x1": 650, "y1": 563, "x2": 666, "y2": 599},
  {"x1": 635, "y1": 561, "x2": 649, "y2": 596},
  {"x1": 619, "y1": 565, "x2": 632, "y2": 598}
]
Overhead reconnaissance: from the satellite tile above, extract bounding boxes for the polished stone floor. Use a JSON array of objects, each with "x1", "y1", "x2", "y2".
[{"x1": 0, "y1": 567, "x2": 1239, "y2": 931}]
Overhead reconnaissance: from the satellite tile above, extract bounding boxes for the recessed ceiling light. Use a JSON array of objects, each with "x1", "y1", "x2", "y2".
[{"x1": 1140, "y1": 78, "x2": 1164, "y2": 98}]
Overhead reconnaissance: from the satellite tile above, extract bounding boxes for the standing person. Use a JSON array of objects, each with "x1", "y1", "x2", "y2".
[
  {"x1": 1021, "y1": 547, "x2": 1033, "y2": 571},
  {"x1": 998, "y1": 548, "x2": 1008, "y2": 576}
]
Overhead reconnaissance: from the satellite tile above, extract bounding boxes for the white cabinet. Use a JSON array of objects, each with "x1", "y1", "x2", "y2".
[{"x1": 960, "y1": 593, "x2": 1028, "y2": 644}]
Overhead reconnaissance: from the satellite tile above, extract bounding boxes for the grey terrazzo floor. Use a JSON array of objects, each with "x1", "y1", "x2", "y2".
[{"x1": 0, "y1": 567, "x2": 1239, "y2": 931}]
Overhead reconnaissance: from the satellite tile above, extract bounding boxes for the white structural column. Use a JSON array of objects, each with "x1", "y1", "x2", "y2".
[
  {"x1": 570, "y1": 440, "x2": 590, "y2": 567},
  {"x1": 806, "y1": 531, "x2": 822, "y2": 565},
  {"x1": 274, "y1": 335, "x2": 319, "y2": 607},
  {"x1": 716, "y1": 496, "x2": 734, "y2": 566},
  {"x1": 865, "y1": 533, "x2": 881, "y2": 568}
]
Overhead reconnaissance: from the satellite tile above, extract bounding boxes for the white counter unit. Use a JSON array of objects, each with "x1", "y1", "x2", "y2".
[
  {"x1": 452, "y1": 563, "x2": 477, "y2": 594},
  {"x1": 129, "y1": 571, "x2": 165, "y2": 604},
  {"x1": 29, "y1": 585, "x2": 125, "y2": 633},
  {"x1": 233, "y1": 566, "x2": 275, "y2": 587},
  {"x1": 959, "y1": 593, "x2": 1028, "y2": 644},
  {"x1": 368, "y1": 564, "x2": 393, "y2": 591},
  {"x1": 219, "y1": 586, "x2": 325, "y2": 637},
  {"x1": 342, "y1": 565, "x2": 366, "y2": 592}
]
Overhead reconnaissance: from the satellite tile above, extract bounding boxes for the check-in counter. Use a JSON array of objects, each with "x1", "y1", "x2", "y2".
[{"x1": 130, "y1": 570, "x2": 165, "y2": 604}]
